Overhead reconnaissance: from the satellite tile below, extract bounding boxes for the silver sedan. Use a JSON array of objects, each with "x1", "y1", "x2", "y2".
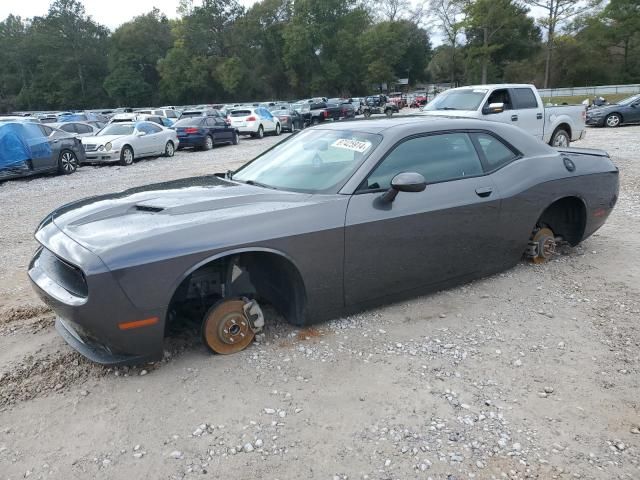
[{"x1": 81, "y1": 121, "x2": 179, "y2": 166}]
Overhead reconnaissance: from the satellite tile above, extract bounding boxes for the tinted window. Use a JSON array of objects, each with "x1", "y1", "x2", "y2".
[
  {"x1": 364, "y1": 133, "x2": 483, "y2": 190},
  {"x1": 512, "y1": 88, "x2": 539, "y2": 109},
  {"x1": 101, "y1": 124, "x2": 135, "y2": 135},
  {"x1": 230, "y1": 110, "x2": 252, "y2": 117},
  {"x1": 60, "y1": 124, "x2": 76, "y2": 132},
  {"x1": 136, "y1": 123, "x2": 158, "y2": 134},
  {"x1": 473, "y1": 133, "x2": 517, "y2": 170},
  {"x1": 205, "y1": 117, "x2": 217, "y2": 127},
  {"x1": 175, "y1": 118, "x2": 204, "y2": 127},
  {"x1": 38, "y1": 125, "x2": 53, "y2": 136},
  {"x1": 147, "y1": 123, "x2": 162, "y2": 133},
  {"x1": 76, "y1": 124, "x2": 93, "y2": 134},
  {"x1": 166, "y1": 110, "x2": 178, "y2": 118},
  {"x1": 180, "y1": 111, "x2": 203, "y2": 118}
]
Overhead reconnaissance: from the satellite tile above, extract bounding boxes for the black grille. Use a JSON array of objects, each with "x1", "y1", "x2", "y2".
[{"x1": 35, "y1": 248, "x2": 88, "y2": 298}]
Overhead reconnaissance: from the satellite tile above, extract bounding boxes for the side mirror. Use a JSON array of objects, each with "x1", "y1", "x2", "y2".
[
  {"x1": 381, "y1": 172, "x2": 427, "y2": 202},
  {"x1": 483, "y1": 102, "x2": 504, "y2": 114}
]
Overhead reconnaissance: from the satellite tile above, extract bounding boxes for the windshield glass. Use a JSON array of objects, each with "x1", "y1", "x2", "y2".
[
  {"x1": 180, "y1": 111, "x2": 204, "y2": 118},
  {"x1": 292, "y1": 103, "x2": 309, "y2": 112},
  {"x1": 233, "y1": 129, "x2": 382, "y2": 193},
  {"x1": 100, "y1": 124, "x2": 135, "y2": 136},
  {"x1": 423, "y1": 89, "x2": 487, "y2": 111},
  {"x1": 618, "y1": 94, "x2": 640, "y2": 105},
  {"x1": 231, "y1": 110, "x2": 252, "y2": 117}
]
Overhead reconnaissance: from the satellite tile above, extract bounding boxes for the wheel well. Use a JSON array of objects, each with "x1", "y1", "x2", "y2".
[
  {"x1": 554, "y1": 123, "x2": 571, "y2": 139},
  {"x1": 122, "y1": 144, "x2": 133, "y2": 155},
  {"x1": 537, "y1": 196, "x2": 586, "y2": 246},
  {"x1": 166, "y1": 251, "x2": 307, "y2": 333}
]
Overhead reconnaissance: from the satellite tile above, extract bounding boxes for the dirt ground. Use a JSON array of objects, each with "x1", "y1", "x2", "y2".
[{"x1": 0, "y1": 123, "x2": 638, "y2": 480}]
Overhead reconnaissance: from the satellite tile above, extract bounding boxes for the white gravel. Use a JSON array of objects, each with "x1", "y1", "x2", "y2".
[{"x1": 0, "y1": 122, "x2": 639, "y2": 479}]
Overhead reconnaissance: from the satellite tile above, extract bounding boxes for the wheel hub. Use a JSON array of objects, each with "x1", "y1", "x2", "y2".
[
  {"x1": 530, "y1": 227, "x2": 556, "y2": 264},
  {"x1": 202, "y1": 299, "x2": 257, "y2": 354}
]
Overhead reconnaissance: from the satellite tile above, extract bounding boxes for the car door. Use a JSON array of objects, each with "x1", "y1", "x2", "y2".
[
  {"x1": 143, "y1": 122, "x2": 165, "y2": 154},
  {"x1": 482, "y1": 88, "x2": 518, "y2": 127},
  {"x1": 625, "y1": 99, "x2": 640, "y2": 123},
  {"x1": 510, "y1": 87, "x2": 544, "y2": 140},
  {"x1": 213, "y1": 117, "x2": 232, "y2": 141},
  {"x1": 259, "y1": 108, "x2": 275, "y2": 132},
  {"x1": 133, "y1": 123, "x2": 155, "y2": 155},
  {"x1": 344, "y1": 132, "x2": 501, "y2": 306},
  {"x1": 34, "y1": 124, "x2": 59, "y2": 170}
]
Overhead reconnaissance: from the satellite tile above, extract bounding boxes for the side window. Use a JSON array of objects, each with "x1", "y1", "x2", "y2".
[
  {"x1": 364, "y1": 133, "x2": 483, "y2": 190},
  {"x1": 147, "y1": 123, "x2": 162, "y2": 133},
  {"x1": 214, "y1": 117, "x2": 227, "y2": 126},
  {"x1": 76, "y1": 124, "x2": 93, "y2": 134},
  {"x1": 472, "y1": 133, "x2": 518, "y2": 170},
  {"x1": 512, "y1": 88, "x2": 539, "y2": 109},
  {"x1": 486, "y1": 89, "x2": 513, "y2": 110},
  {"x1": 206, "y1": 117, "x2": 217, "y2": 127},
  {"x1": 61, "y1": 124, "x2": 76, "y2": 133},
  {"x1": 137, "y1": 123, "x2": 152, "y2": 134},
  {"x1": 38, "y1": 125, "x2": 53, "y2": 137}
]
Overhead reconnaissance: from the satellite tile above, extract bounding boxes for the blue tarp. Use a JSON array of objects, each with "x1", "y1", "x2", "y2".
[
  {"x1": 58, "y1": 112, "x2": 100, "y2": 123},
  {"x1": 0, "y1": 122, "x2": 52, "y2": 176}
]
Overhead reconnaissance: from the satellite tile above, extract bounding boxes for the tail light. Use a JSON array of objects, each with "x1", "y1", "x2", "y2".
[
  {"x1": 323, "y1": 111, "x2": 328, "y2": 118},
  {"x1": 225, "y1": 117, "x2": 231, "y2": 125},
  {"x1": 184, "y1": 127, "x2": 199, "y2": 134},
  {"x1": 246, "y1": 116, "x2": 257, "y2": 121}
]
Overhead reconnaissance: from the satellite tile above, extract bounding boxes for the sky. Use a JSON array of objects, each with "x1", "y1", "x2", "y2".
[{"x1": 0, "y1": 0, "x2": 258, "y2": 29}]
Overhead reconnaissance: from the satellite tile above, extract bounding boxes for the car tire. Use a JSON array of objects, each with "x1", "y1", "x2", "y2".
[
  {"x1": 363, "y1": 110, "x2": 371, "y2": 119},
  {"x1": 57, "y1": 150, "x2": 78, "y2": 175},
  {"x1": 257, "y1": 125, "x2": 264, "y2": 139},
  {"x1": 312, "y1": 117, "x2": 320, "y2": 125},
  {"x1": 550, "y1": 128, "x2": 570, "y2": 148},
  {"x1": 204, "y1": 135, "x2": 214, "y2": 150},
  {"x1": 604, "y1": 113, "x2": 622, "y2": 128},
  {"x1": 291, "y1": 122, "x2": 296, "y2": 133},
  {"x1": 274, "y1": 123, "x2": 281, "y2": 136},
  {"x1": 164, "y1": 141, "x2": 175, "y2": 157},
  {"x1": 385, "y1": 108, "x2": 393, "y2": 118},
  {"x1": 232, "y1": 131, "x2": 239, "y2": 145},
  {"x1": 120, "y1": 146, "x2": 134, "y2": 166}
]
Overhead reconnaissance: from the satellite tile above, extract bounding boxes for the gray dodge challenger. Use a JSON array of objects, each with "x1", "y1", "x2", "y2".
[{"x1": 28, "y1": 117, "x2": 619, "y2": 365}]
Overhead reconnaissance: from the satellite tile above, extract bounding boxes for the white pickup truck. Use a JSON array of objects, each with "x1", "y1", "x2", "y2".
[{"x1": 419, "y1": 84, "x2": 586, "y2": 147}]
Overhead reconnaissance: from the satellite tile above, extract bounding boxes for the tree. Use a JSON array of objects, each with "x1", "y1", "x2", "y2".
[
  {"x1": 601, "y1": 0, "x2": 640, "y2": 80},
  {"x1": 0, "y1": 15, "x2": 29, "y2": 112},
  {"x1": 104, "y1": 9, "x2": 173, "y2": 106},
  {"x1": 463, "y1": 0, "x2": 540, "y2": 84},
  {"x1": 429, "y1": 0, "x2": 464, "y2": 85},
  {"x1": 524, "y1": 0, "x2": 598, "y2": 88}
]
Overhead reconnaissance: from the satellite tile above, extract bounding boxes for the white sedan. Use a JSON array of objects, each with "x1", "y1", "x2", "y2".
[
  {"x1": 81, "y1": 121, "x2": 179, "y2": 166},
  {"x1": 228, "y1": 107, "x2": 281, "y2": 138}
]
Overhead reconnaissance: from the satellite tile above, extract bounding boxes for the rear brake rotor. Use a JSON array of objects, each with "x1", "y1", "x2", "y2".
[
  {"x1": 531, "y1": 227, "x2": 556, "y2": 264},
  {"x1": 202, "y1": 299, "x2": 255, "y2": 355}
]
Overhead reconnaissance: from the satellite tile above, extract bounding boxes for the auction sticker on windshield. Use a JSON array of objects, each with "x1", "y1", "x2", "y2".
[{"x1": 331, "y1": 138, "x2": 372, "y2": 153}]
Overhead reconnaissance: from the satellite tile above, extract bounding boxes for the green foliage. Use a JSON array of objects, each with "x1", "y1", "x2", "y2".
[{"x1": 0, "y1": 0, "x2": 638, "y2": 112}]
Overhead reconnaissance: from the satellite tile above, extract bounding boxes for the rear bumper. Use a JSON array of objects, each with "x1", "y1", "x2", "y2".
[{"x1": 177, "y1": 135, "x2": 206, "y2": 148}]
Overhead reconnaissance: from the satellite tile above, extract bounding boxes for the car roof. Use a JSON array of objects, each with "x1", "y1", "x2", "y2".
[{"x1": 311, "y1": 115, "x2": 501, "y2": 134}]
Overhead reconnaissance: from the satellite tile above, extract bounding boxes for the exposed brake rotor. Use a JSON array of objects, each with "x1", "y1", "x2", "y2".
[
  {"x1": 202, "y1": 298, "x2": 263, "y2": 355},
  {"x1": 529, "y1": 227, "x2": 557, "y2": 264}
]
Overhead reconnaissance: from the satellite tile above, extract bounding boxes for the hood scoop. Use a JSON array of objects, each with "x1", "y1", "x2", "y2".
[{"x1": 134, "y1": 204, "x2": 164, "y2": 213}]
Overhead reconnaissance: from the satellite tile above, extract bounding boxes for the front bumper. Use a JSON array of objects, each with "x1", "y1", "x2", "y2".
[
  {"x1": 585, "y1": 117, "x2": 605, "y2": 127},
  {"x1": 83, "y1": 150, "x2": 121, "y2": 163},
  {"x1": 28, "y1": 222, "x2": 165, "y2": 365}
]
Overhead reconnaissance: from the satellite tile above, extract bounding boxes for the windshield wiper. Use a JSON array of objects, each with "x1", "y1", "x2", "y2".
[
  {"x1": 242, "y1": 179, "x2": 279, "y2": 190},
  {"x1": 441, "y1": 107, "x2": 458, "y2": 110}
]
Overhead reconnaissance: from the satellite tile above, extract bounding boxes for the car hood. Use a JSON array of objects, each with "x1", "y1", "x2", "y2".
[
  {"x1": 587, "y1": 105, "x2": 618, "y2": 115},
  {"x1": 81, "y1": 134, "x2": 129, "y2": 145},
  {"x1": 47, "y1": 175, "x2": 319, "y2": 269}
]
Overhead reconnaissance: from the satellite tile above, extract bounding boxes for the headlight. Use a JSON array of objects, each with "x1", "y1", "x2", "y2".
[
  {"x1": 105, "y1": 142, "x2": 112, "y2": 151},
  {"x1": 98, "y1": 145, "x2": 104, "y2": 151}
]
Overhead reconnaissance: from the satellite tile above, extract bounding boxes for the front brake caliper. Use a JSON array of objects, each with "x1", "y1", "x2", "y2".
[{"x1": 242, "y1": 298, "x2": 264, "y2": 333}]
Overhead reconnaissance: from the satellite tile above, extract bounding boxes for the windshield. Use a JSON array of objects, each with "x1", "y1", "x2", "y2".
[
  {"x1": 423, "y1": 89, "x2": 487, "y2": 111},
  {"x1": 273, "y1": 110, "x2": 289, "y2": 116},
  {"x1": 232, "y1": 129, "x2": 382, "y2": 193},
  {"x1": 180, "y1": 111, "x2": 204, "y2": 118},
  {"x1": 618, "y1": 94, "x2": 640, "y2": 105},
  {"x1": 100, "y1": 124, "x2": 135, "y2": 136},
  {"x1": 292, "y1": 103, "x2": 309, "y2": 112}
]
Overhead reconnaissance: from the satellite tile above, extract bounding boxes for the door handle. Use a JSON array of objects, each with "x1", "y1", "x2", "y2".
[
  {"x1": 475, "y1": 186, "x2": 493, "y2": 198},
  {"x1": 536, "y1": 113, "x2": 543, "y2": 120},
  {"x1": 511, "y1": 115, "x2": 518, "y2": 121}
]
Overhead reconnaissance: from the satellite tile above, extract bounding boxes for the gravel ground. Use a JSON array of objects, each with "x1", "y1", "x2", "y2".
[{"x1": 0, "y1": 122, "x2": 638, "y2": 480}]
